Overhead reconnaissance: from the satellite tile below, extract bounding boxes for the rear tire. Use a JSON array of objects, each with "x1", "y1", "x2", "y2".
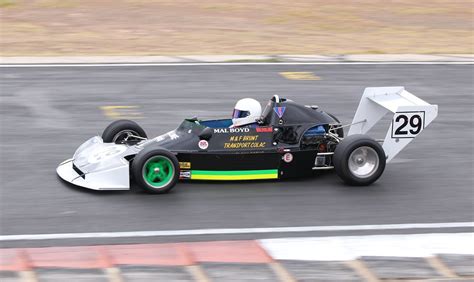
[
  {"x1": 333, "y1": 134, "x2": 385, "y2": 186},
  {"x1": 102, "y1": 119, "x2": 147, "y2": 144},
  {"x1": 132, "y1": 147, "x2": 179, "y2": 194}
]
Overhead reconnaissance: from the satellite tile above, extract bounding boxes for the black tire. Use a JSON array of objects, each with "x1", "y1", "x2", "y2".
[
  {"x1": 132, "y1": 146, "x2": 179, "y2": 194},
  {"x1": 325, "y1": 112, "x2": 344, "y2": 138},
  {"x1": 102, "y1": 119, "x2": 147, "y2": 144},
  {"x1": 333, "y1": 134, "x2": 385, "y2": 186}
]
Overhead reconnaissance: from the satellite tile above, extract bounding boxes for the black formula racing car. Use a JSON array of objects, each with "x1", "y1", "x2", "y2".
[{"x1": 57, "y1": 87, "x2": 438, "y2": 193}]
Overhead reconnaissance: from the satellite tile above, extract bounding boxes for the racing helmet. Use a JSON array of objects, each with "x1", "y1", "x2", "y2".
[{"x1": 232, "y1": 98, "x2": 262, "y2": 127}]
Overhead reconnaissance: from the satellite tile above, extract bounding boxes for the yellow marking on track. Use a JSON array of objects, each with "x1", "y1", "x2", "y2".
[
  {"x1": 100, "y1": 106, "x2": 142, "y2": 119},
  {"x1": 426, "y1": 256, "x2": 458, "y2": 278},
  {"x1": 186, "y1": 265, "x2": 211, "y2": 282},
  {"x1": 279, "y1": 72, "x2": 321, "y2": 80},
  {"x1": 345, "y1": 260, "x2": 379, "y2": 282},
  {"x1": 269, "y1": 262, "x2": 296, "y2": 282}
]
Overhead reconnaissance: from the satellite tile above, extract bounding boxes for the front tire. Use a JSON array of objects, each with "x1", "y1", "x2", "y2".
[
  {"x1": 333, "y1": 134, "x2": 385, "y2": 186},
  {"x1": 102, "y1": 119, "x2": 147, "y2": 144},
  {"x1": 132, "y1": 147, "x2": 179, "y2": 194}
]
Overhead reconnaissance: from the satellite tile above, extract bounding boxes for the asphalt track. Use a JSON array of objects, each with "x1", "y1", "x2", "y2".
[{"x1": 0, "y1": 64, "x2": 472, "y2": 248}]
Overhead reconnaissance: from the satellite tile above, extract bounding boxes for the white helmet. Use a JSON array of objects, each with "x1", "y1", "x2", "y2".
[{"x1": 232, "y1": 98, "x2": 262, "y2": 127}]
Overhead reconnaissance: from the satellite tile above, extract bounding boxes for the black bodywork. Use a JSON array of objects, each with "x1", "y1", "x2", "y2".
[{"x1": 147, "y1": 97, "x2": 340, "y2": 180}]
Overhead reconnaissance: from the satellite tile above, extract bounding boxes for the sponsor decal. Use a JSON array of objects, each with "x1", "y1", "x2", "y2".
[
  {"x1": 179, "y1": 171, "x2": 191, "y2": 179},
  {"x1": 315, "y1": 156, "x2": 326, "y2": 166},
  {"x1": 224, "y1": 134, "x2": 266, "y2": 149},
  {"x1": 213, "y1": 128, "x2": 250, "y2": 134},
  {"x1": 198, "y1": 139, "x2": 209, "y2": 150},
  {"x1": 209, "y1": 127, "x2": 272, "y2": 150},
  {"x1": 155, "y1": 135, "x2": 165, "y2": 142},
  {"x1": 282, "y1": 152, "x2": 293, "y2": 163},
  {"x1": 179, "y1": 162, "x2": 191, "y2": 169},
  {"x1": 88, "y1": 145, "x2": 127, "y2": 164},
  {"x1": 273, "y1": 107, "x2": 286, "y2": 118},
  {"x1": 154, "y1": 130, "x2": 179, "y2": 142},
  {"x1": 168, "y1": 131, "x2": 179, "y2": 140},
  {"x1": 256, "y1": 127, "x2": 273, "y2": 133}
]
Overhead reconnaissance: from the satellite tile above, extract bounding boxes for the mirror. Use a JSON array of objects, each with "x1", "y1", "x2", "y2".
[{"x1": 199, "y1": 127, "x2": 213, "y2": 140}]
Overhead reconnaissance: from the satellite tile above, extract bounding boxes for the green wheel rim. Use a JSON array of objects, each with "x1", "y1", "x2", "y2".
[{"x1": 142, "y1": 156, "x2": 174, "y2": 188}]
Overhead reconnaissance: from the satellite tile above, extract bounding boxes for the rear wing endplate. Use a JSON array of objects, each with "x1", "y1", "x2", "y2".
[{"x1": 348, "y1": 87, "x2": 438, "y2": 162}]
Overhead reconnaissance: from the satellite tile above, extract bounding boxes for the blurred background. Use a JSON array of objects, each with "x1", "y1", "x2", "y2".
[
  {"x1": 0, "y1": 1, "x2": 473, "y2": 281},
  {"x1": 1, "y1": 0, "x2": 472, "y2": 55}
]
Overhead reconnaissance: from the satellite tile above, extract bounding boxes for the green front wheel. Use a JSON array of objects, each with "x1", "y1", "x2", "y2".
[{"x1": 132, "y1": 147, "x2": 179, "y2": 193}]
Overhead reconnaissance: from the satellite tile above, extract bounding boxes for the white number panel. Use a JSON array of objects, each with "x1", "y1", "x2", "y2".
[{"x1": 391, "y1": 111, "x2": 425, "y2": 138}]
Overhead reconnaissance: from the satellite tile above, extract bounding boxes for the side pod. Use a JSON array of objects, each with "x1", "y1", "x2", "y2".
[{"x1": 348, "y1": 87, "x2": 438, "y2": 162}]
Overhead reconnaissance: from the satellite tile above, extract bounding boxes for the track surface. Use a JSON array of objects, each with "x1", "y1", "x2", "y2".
[{"x1": 0, "y1": 64, "x2": 473, "y2": 247}]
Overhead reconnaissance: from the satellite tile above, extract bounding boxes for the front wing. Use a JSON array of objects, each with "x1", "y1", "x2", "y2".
[{"x1": 56, "y1": 137, "x2": 132, "y2": 190}]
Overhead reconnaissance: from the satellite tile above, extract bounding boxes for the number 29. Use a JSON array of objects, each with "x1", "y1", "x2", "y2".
[{"x1": 392, "y1": 112, "x2": 425, "y2": 138}]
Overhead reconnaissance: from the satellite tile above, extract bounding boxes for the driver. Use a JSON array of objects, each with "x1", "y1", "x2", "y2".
[{"x1": 231, "y1": 98, "x2": 262, "y2": 128}]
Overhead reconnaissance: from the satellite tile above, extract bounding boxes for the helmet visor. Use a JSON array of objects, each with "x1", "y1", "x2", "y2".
[{"x1": 232, "y1": 109, "x2": 250, "y2": 119}]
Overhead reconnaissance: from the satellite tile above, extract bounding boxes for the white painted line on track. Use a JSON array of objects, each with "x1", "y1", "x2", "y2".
[
  {"x1": 0, "y1": 62, "x2": 473, "y2": 67},
  {"x1": 259, "y1": 232, "x2": 474, "y2": 261},
  {"x1": 0, "y1": 222, "x2": 472, "y2": 241}
]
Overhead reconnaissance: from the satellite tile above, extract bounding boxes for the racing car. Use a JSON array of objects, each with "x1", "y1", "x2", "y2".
[{"x1": 57, "y1": 87, "x2": 438, "y2": 194}]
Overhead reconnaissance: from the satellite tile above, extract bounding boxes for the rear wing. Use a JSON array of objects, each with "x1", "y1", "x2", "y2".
[{"x1": 348, "y1": 87, "x2": 438, "y2": 162}]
